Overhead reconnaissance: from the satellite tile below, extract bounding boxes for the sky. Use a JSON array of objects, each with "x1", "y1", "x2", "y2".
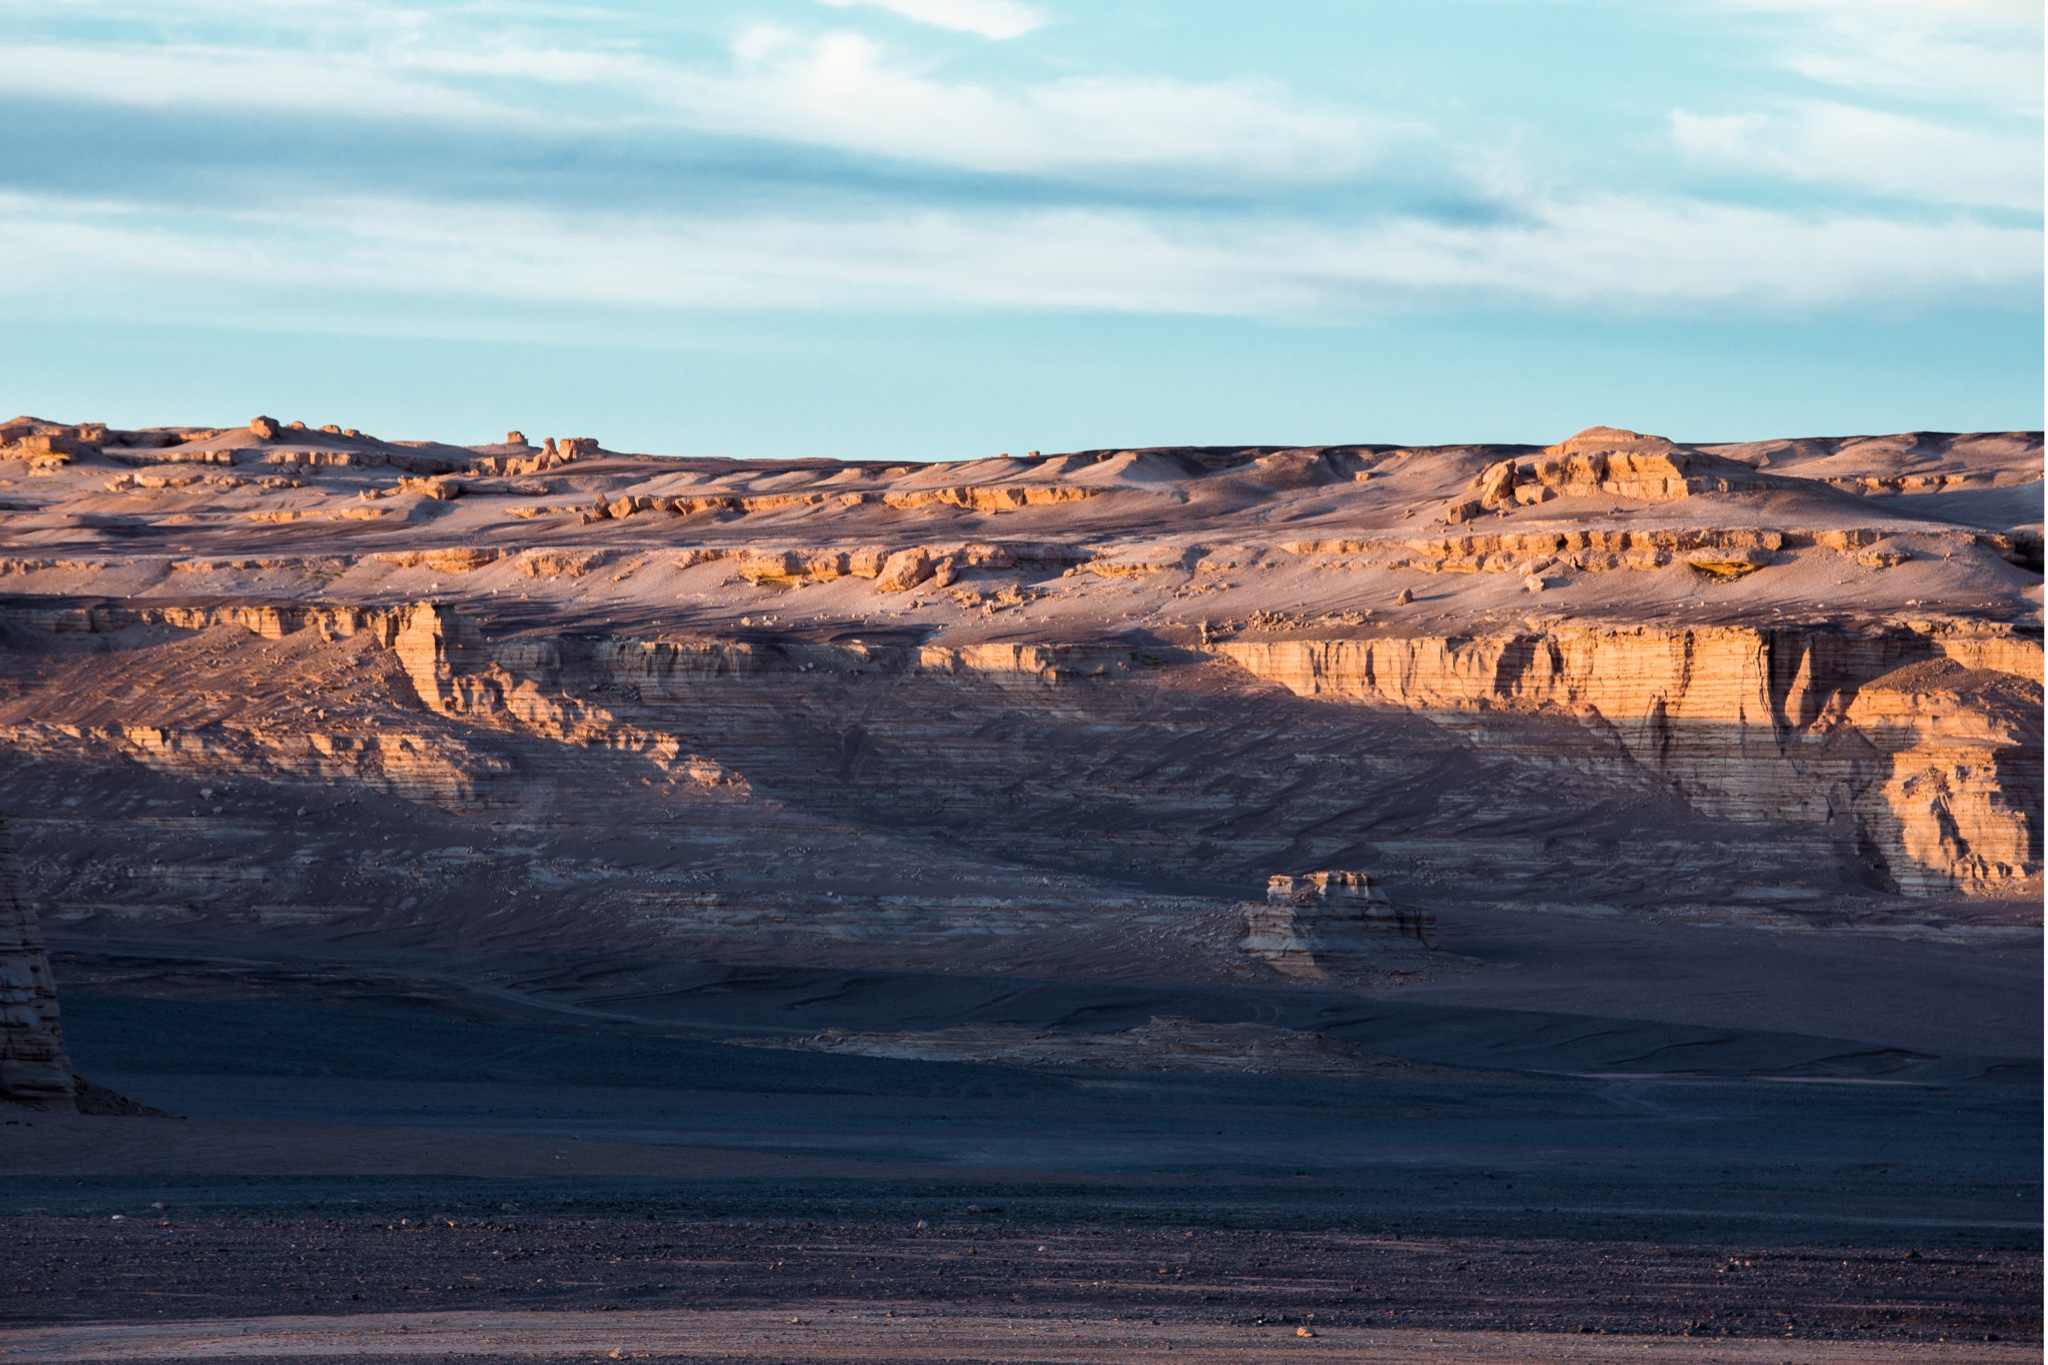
[{"x1": 0, "y1": 0, "x2": 2040, "y2": 458}]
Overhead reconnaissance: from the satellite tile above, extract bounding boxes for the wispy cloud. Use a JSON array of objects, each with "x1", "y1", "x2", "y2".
[
  {"x1": 0, "y1": 0, "x2": 2034, "y2": 346},
  {"x1": 815, "y1": 0, "x2": 1045, "y2": 41},
  {"x1": 1671, "y1": 101, "x2": 2043, "y2": 210},
  {"x1": 681, "y1": 27, "x2": 1371, "y2": 183},
  {"x1": 1707, "y1": 0, "x2": 2043, "y2": 115},
  {"x1": 0, "y1": 28, "x2": 1370, "y2": 188},
  {"x1": 1, "y1": 191, "x2": 2032, "y2": 322},
  {"x1": 0, "y1": 40, "x2": 523, "y2": 121}
]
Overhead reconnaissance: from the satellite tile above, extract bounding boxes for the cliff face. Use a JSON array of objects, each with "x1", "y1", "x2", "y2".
[
  {"x1": 0, "y1": 423, "x2": 2035, "y2": 980},
  {"x1": 38, "y1": 596, "x2": 2017, "y2": 904},
  {"x1": 381, "y1": 603, "x2": 2045, "y2": 901},
  {"x1": 0, "y1": 814, "x2": 74, "y2": 1108},
  {"x1": 1214, "y1": 627, "x2": 2041, "y2": 896}
]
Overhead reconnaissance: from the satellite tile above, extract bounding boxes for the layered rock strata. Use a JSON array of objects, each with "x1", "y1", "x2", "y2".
[
  {"x1": 0, "y1": 421, "x2": 2035, "y2": 980},
  {"x1": 1216, "y1": 626, "x2": 2040, "y2": 896}
]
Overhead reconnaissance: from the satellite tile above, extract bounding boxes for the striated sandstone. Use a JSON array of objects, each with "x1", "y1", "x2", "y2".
[
  {"x1": 1211, "y1": 626, "x2": 2039, "y2": 895},
  {"x1": 392, "y1": 603, "x2": 749, "y2": 798},
  {"x1": 0, "y1": 719, "x2": 511, "y2": 810},
  {"x1": 380, "y1": 547, "x2": 500, "y2": 573},
  {"x1": 0, "y1": 419, "x2": 2034, "y2": 988},
  {"x1": 0, "y1": 813, "x2": 73, "y2": 1108}
]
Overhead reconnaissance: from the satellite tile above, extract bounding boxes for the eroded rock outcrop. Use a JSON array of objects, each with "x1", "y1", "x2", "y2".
[
  {"x1": 1447, "y1": 427, "x2": 1795, "y2": 520},
  {"x1": 1846, "y1": 660, "x2": 2042, "y2": 894},
  {"x1": 392, "y1": 603, "x2": 749, "y2": 796},
  {"x1": 1241, "y1": 871, "x2": 1435, "y2": 977},
  {"x1": 0, "y1": 814, "x2": 73, "y2": 1109}
]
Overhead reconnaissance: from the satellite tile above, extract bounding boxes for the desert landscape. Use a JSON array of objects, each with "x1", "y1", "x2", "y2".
[{"x1": 0, "y1": 414, "x2": 2039, "y2": 1361}]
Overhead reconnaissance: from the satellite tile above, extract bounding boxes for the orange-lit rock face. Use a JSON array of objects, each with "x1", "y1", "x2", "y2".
[
  {"x1": 0, "y1": 422, "x2": 2035, "y2": 978},
  {"x1": 1214, "y1": 628, "x2": 2039, "y2": 897}
]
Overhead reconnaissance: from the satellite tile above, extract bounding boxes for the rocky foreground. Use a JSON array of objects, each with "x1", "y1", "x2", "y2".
[
  {"x1": 1, "y1": 1196, "x2": 2036, "y2": 1352},
  {"x1": 0, "y1": 415, "x2": 2039, "y2": 1107}
]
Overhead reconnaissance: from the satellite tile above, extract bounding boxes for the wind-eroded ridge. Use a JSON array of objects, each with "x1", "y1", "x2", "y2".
[{"x1": 0, "y1": 417, "x2": 2035, "y2": 1026}]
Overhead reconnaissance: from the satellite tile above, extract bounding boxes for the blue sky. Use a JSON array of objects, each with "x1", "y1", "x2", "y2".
[{"x1": 1, "y1": 0, "x2": 2039, "y2": 457}]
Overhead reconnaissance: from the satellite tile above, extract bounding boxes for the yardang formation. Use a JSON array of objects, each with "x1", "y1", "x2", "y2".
[{"x1": 0, "y1": 415, "x2": 2037, "y2": 1023}]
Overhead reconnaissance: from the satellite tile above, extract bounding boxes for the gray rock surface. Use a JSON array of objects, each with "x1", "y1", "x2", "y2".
[{"x1": 0, "y1": 813, "x2": 73, "y2": 1108}]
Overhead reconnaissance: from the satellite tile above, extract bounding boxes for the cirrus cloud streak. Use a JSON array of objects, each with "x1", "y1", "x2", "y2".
[
  {"x1": 814, "y1": 0, "x2": 1045, "y2": 40},
  {"x1": 0, "y1": 27, "x2": 1373, "y2": 190},
  {"x1": 0, "y1": 191, "x2": 2033, "y2": 324}
]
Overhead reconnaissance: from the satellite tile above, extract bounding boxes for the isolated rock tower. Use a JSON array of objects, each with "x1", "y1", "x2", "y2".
[{"x1": 0, "y1": 813, "x2": 75, "y2": 1108}]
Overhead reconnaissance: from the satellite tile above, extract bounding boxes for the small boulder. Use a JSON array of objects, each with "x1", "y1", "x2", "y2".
[
  {"x1": 1686, "y1": 547, "x2": 1773, "y2": 581},
  {"x1": 739, "y1": 551, "x2": 806, "y2": 584},
  {"x1": 249, "y1": 416, "x2": 281, "y2": 440},
  {"x1": 876, "y1": 548, "x2": 935, "y2": 593}
]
